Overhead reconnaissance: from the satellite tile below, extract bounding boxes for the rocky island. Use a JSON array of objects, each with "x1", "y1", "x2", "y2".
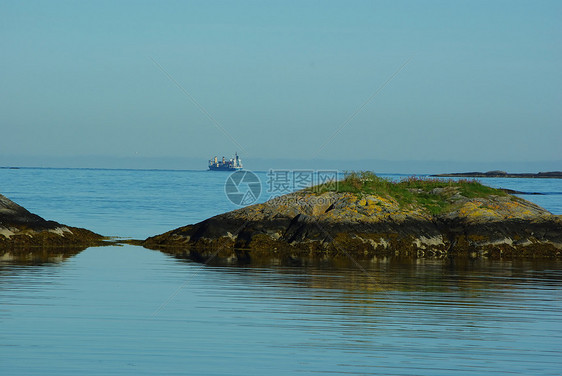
[
  {"x1": 0, "y1": 193, "x2": 104, "y2": 252},
  {"x1": 432, "y1": 170, "x2": 562, "y2": 179},
  {"x1": 144, "y1": 172, "x2": 562, "y2": 263}
]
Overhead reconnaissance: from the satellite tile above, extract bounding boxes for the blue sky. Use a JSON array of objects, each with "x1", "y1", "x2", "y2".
[{"x1": 1, "y1": 1, "x2": 560, "y2": 171}]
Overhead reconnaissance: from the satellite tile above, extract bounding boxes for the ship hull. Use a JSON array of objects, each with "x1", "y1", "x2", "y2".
[{"x1": 209, "y1": 165, "x2": 242, "y2": 171}]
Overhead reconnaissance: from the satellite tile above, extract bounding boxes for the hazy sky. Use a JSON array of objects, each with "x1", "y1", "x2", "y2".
[{"x1": 1, "y1": 1, "x2": 560, "y2": 170}]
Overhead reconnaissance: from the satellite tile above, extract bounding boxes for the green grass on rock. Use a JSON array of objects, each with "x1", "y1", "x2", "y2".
[{"x1": 309, "y1": 171, "x2": 507, "y2": 215}]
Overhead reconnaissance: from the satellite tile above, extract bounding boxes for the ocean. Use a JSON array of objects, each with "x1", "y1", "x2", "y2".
[{"x1": 1, "y1": 168, "x2": 561, "y2": 375}]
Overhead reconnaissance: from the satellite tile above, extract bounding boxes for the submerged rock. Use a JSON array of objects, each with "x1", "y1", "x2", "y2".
[
  {"x1": 0, "y1": 193, "x2": 104, "y2": 251},
  {"x1": 144, "y1": 182, "x2": 562, "y2": 262}
]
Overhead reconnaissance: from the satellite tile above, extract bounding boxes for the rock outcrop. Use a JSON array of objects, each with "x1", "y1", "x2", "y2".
[
  {"x1": 144, "y1": 187, "x2": 562, "y2": 263},
  {"x1": 0, "y1": 193, "x2": 104, "y2": 251}
]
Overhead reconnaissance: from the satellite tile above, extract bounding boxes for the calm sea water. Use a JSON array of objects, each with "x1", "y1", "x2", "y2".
[{"x1": 1, "y1": 168, "x2": 561, "y2": 375}]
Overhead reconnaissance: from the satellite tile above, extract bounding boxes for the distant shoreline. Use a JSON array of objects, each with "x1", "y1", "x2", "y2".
[
  {"x1": 432, "y1": 171, "x2": 562, "y2": 179},
  {"x1": 3, "y1": 166, "x2": 562, "y2": 179}
]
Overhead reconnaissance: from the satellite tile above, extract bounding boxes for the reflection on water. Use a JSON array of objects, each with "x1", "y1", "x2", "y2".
[
  {"x1": 0, "y1": 246, "x2": 87, "y2": 265},
  {"x1": 1, "y1": 245, "x2": 561, "y2": 375},
  {"x1": 169, "y1": 251, "x2": 562, "y2": 293}
]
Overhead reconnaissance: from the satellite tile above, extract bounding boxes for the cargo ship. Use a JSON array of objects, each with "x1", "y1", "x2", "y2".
[{"x1": 208, "y1": 153, "x2": 243, "y2": 171}]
